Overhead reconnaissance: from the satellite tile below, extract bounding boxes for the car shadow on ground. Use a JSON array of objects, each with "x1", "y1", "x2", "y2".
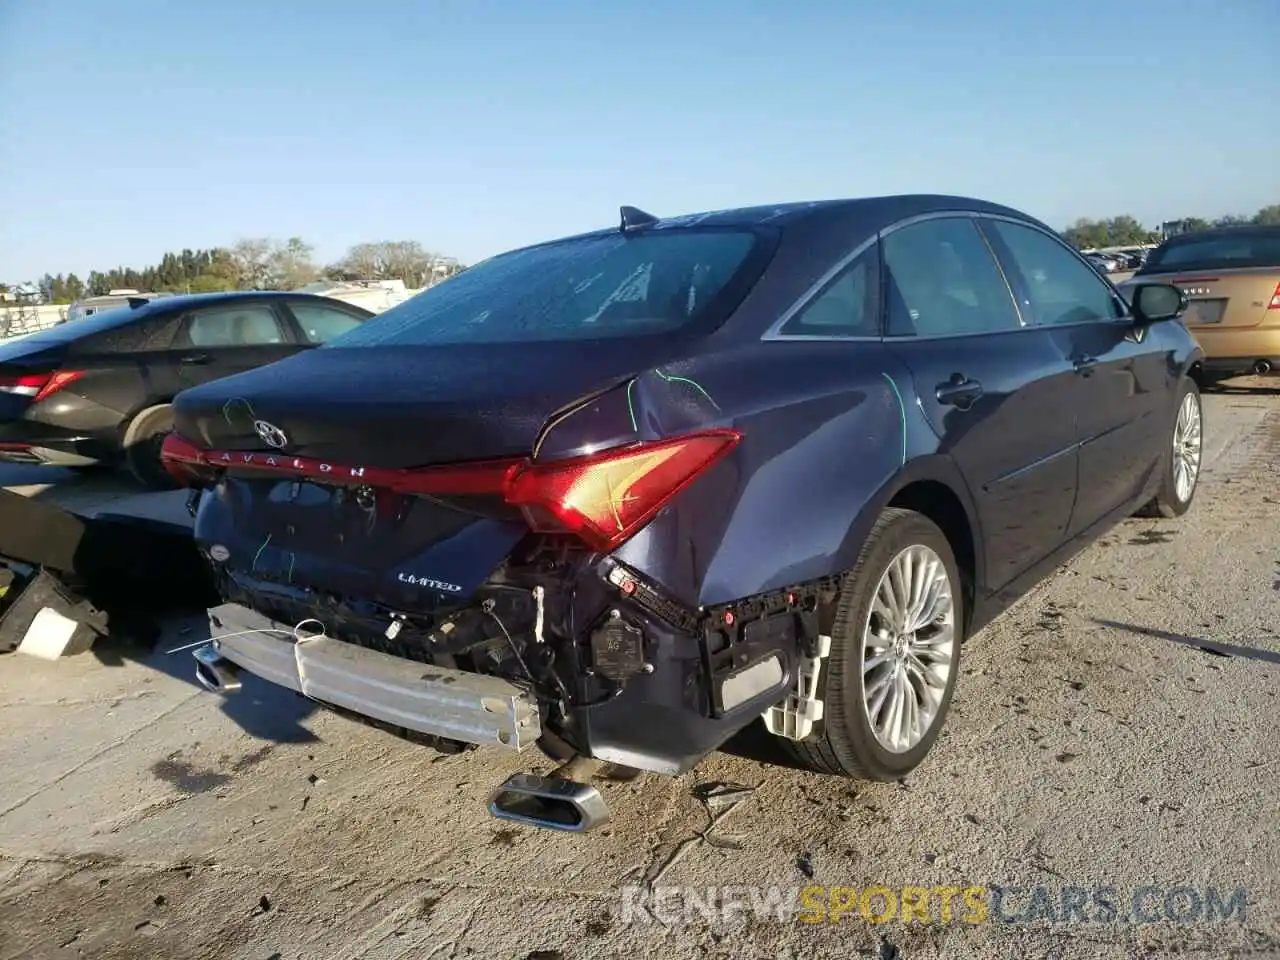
[
  {"x1": 718, "y1": 718, "x2": 816, "y2": 770},
  {"x1": 1093, "y1": 618, "x2": 1280, "y2": 666},
  {"x1": 89, "y1": 612, "x2": 323, "y2": 745},
  {"x1": 1203, "y1": 376, "x2": 1280, "y2": 397}
]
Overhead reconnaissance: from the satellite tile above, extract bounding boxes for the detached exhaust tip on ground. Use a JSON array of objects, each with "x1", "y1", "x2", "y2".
[
  {"x1": 193, "y1": 643, "x2": 242, "y2": 693},
  {"x1": 489, "y1": 756, "x2": 612, "y2": 832}
]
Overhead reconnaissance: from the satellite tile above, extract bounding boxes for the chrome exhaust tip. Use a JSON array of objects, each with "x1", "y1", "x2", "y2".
[
  {"x1": 1253, "y1": 359, "x2": 1272, "y2": 375},
  {"x1": 489, "y1": 756, "x2": 611, "y2": 832},
  {"x1": 193, "y1": 643, "x2": 242, "y2": 694}
]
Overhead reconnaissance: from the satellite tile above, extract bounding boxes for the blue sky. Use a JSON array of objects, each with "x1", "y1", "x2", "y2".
[{"x1": 1, "y1": 0, "x2": 1276, "y2": 281}]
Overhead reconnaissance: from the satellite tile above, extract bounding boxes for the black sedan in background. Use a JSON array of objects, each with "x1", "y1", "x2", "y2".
[{"x1": 0, "y1": 291, "x2": 375, "y2": 488}]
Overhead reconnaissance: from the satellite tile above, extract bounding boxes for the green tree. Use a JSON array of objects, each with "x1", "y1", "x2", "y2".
[
  {"x1": 1062, "y1": 218, "x2": 1110, "y2": 249},
  {"x1": 1102, "y1": 215, "x2": 1148, "y2": 245},
  {"x1": 1253, "y1": 204, "x2": 1280, "y2": 225},
  {"x1": 186, "y1": 274, "x2": 237, "y2": 293},
  {"x1": 268, "y1": 237, "x2": 318, "y2": 289}
]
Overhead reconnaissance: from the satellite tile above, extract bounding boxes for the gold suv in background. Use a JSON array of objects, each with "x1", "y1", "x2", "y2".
[{"x1": 1117, "y1": 225, "x2": 1280, "y2": 382}]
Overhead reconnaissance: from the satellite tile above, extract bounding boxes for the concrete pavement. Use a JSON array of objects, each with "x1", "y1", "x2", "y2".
[{"x1": 0, "y1": 388, "x2": 1277, "y2": 959}]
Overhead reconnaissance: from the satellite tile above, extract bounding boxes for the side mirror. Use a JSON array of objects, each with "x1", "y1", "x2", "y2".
[{"x1": 1130, "y1": 282, "x2": 1186, "y2": 323}]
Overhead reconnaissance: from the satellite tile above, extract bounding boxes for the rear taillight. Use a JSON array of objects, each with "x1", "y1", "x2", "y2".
[
  {"x1": 160, "y1": 428, "x2": 742, "y2": 551},
  {"x1": 0, "y1": 370, "x2": 83, "y2": 402},
  {"x1": 1269, "y1": 281, "x2": 1280, "y2": 310},
  {"x1": 160, "y1": 433, "x2": 220, "y2": 489},
  {"x1": 505, "y1": 430, "x2": 741, "y2": 552}
]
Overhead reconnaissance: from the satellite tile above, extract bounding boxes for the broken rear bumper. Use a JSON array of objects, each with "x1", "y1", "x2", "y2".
[{"x1": 198, "y1": 602, "x2": 543, "y2": 751}]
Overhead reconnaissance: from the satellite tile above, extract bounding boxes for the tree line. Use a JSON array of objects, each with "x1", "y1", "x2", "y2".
[
  {"x1": 1061, "y1": 203, "x2": 1280, "y2": 250},
  {"x1": 9, "y1": 202, "x2": 1280, "y2": 304},
  {"x1": 19, "y1": 238, "x2": 465, "y2": 305}
]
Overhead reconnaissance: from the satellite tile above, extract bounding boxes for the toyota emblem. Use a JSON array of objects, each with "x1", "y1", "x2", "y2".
[{"x1": 253, "y1": 420, "x2": 289, "y2": 449}]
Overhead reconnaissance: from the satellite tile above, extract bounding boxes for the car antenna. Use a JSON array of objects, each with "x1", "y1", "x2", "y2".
[
  {"x1": 620, "y1": 205, "x2": 659, "y2": 234},
  {"x1": 127, "y1": 297, "x2": 151, "y2": 309}
]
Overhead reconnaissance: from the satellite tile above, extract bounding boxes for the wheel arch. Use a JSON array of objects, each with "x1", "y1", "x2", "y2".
[
  {"x1": 120, "y1": 399, "x2": 175, "y2": 448},
  {"x1": 835, "y1": 454, "x2": 986, "y2": 631}
]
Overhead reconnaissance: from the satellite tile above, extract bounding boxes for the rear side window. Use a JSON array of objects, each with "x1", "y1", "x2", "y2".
[
  {"x1": 186, "y1": 304, "x2": 287, "y2": 346},
  {"x1": 778, "y1": 245, "x2": 879, "y2": 337},
  {"x1": 322, "y1": 228, "x2": 769, "y2": 346},
  {"x1": 1140, "y1": 228, "x2": 1280, "y2": 273},
  {"x1": 985, "y1": 220, "x2": 1123, "y2": 325},
  {"x1": 882, "y1": 217, "x2": 1021, "y2": 337},
  {"x1": 290, "y1": 302, "x2": 368, "y2": 344},
  {"x1": 73, "y1": 316, "x2": 180, "y2": 354}
]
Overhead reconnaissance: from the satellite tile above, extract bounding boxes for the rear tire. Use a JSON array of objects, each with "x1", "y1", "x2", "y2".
[
  {"x1": 122, "y1": 404, "x2": 177, "y2": 491},
  {"x1": 781, "y1": 508, "x2": 963, "y2": 780},
  {"x1": 1137, "y1": 377, "x2": 1201, "y2": 519}
]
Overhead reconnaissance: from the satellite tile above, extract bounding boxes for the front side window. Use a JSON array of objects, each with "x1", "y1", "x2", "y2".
[
  {"x1": 882, "y1": 217, "x2": 1021, "y2": 337},
  {"x1": 321, "y1": 228, "x2": 769, "y2": 347},
  {"x1": 778, "y1": 245, "x2": 879, "y2": 337},
  {"x1": 986, "y1": 220, "x2": 1123, "y2": 326},
  {"x1": 186, "y1": 304, "x2": 285, "y2": 347},
  {"x1": 290, "y1": 302, "x2": 367, "y2": 344}
]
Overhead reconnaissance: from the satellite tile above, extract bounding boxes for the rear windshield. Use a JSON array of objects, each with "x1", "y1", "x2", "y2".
[
  {"x1": 12, "y1": 305, "x2": 140, "y2": 344},
  {"x1": 322, "y1": 228, "x2": 771, "y2": 346},
  {"x1": 1139, "y1": 228, "x2": 1280, "y2": 274}
]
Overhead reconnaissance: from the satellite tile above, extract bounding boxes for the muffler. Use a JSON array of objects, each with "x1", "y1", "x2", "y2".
[
  {"x1": 489, "y1": 755, "x2": 611, "y2": 832},
  {"x1": 193, "y1": 643, "x2": 243, "y2": 694},
  {"x1": 1253, "y1": 359, "x2": 1272, "y2": 375}
]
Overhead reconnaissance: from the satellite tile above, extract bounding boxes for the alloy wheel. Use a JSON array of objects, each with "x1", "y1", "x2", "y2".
[
  {"x1": 1172, "y1": 392, "x2": 1202, "y2": 503},
  {"x1": 861, "y1": 544, "x2": 956, "y2": 753}
]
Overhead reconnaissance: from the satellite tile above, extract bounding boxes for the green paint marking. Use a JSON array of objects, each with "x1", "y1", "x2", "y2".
[
  {"x1": 626, "y1": 379, "x2": 639, "y2": 432},
  {"x1": 881, "y1": 372, "x2": 907, "y2": 466},
  {"x1": 251, "y1": 533, "x2": 272, "y2": 572},
  {"x1": 655, "y1": 369, "x2": 720, "y2": 410}
]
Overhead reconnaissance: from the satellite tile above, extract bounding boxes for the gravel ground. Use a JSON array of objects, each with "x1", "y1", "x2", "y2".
[{"x1": 0, "y1": 386, "x2": 1277, "y2": 960}]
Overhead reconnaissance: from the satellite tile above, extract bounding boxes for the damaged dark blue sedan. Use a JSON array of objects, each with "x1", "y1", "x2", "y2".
[{"x1": 162, "y1": 195, "x2": 1204, "y2": 831}]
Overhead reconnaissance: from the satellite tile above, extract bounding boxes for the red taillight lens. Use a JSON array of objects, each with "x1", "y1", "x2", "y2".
[
  {"x1": 504, "y1": 430, "x2": 741, "y2": 552},
  {"x1": 1268, "y1": 281, "x2": 1280, "y2": 311},
  {"x1": 157, "y1": 428, "x2": 742, "y2": 549},
  {"x1": 160, "y1": 433, "x2": 218, "y2": 488},
  {"x1": 0, "y1": 370, "x2": 82, "y2": 401}
]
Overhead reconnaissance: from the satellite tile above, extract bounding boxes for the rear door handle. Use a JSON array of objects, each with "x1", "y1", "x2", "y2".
[
  {"x1": 180, "y1": 353, "x2": 211, "y2": 365},
  {"x1": 935, "y1": 375, "x2": 984, "y2": 409},
  {"x1": 1074, "y1": 355, "x2": 1098, "y2": 375}
]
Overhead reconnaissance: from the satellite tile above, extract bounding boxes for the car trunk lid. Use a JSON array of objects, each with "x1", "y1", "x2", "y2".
[
  {"x1": 1126, "y1": 266, "x2": 1280, "y2": 328},
  {"x1": 178, "y1": 339, "x2": 695, "y2": 603},
  {"x1": 175, "y1": 340, "x2": 687, "y2": 467}
]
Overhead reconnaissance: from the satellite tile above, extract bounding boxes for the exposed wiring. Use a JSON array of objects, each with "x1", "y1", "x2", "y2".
[
  {"x1": 164, "y1": 618, "x2": 323, "y2": 656},
  {"x1": 482, "y1": 601, "x2": 537, "y2": 684}
]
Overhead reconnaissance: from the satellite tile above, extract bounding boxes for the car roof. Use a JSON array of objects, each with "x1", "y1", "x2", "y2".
[
  {"x1": 500, "y1": 194, "x2": 1049, "y2": 258},
  {"x1": 1159, "y1": 223, "x2": 1280, "y2": 245},
  {"x1": 125, "y1": 290, "x2": 355, "y2": 317}
]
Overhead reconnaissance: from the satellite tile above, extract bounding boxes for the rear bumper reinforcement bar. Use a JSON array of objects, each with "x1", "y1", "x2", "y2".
[{"x1": 199, "y1": 602, "x2": 542, "y2": 751}]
